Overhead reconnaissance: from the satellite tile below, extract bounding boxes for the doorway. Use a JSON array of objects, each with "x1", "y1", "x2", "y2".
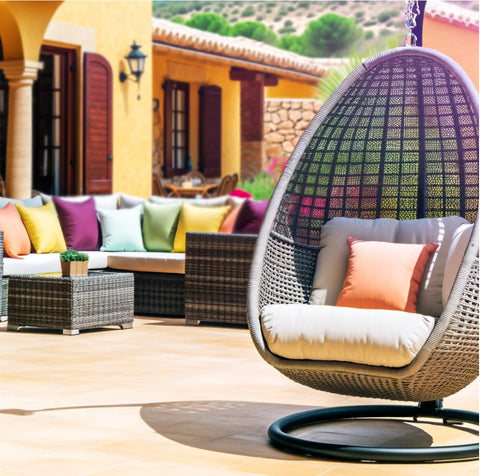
[{"x1": 33, "y1": 45, "x2": 76, "y2": 195}]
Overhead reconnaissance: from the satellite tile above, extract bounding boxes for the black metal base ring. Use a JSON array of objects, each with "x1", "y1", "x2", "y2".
[{"x1": 268, "y1": 404, "x2": 479, "y2": 463}]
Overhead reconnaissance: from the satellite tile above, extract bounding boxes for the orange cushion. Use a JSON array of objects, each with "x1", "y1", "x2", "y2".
[
  {"x1": 336, "y1": 237, "x2": 438, "y2": 313},
  {"x1": 0, "y1": 202, "x2": 31, "y2": 258},
  {"x1": 219, "y1": 205, "x2": 241, "y2": 233}
]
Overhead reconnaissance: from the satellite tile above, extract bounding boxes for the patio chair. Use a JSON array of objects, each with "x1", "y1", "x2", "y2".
[
  {"x1": 247, "y1": 47, "x2": 479, "y2": 462},
  {"x1": 152, "y1": 172, "x2": 179, "y2": 197},
  {"x1": 204, "y1": 173, "x2": 239, "y2": 198}
]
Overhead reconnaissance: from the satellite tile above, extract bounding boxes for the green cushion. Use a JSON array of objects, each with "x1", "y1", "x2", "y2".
[
  {"x1": 142, "y1": 201, "x2": 182, "y2": 251},
  {"x1": 98, "y1": 205, "x2": 146, "y2": 252}
]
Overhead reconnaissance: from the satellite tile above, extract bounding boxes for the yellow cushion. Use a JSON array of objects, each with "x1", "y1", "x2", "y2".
[
  {"x1": 336, "y1": 237, "x2": 438, "y2": 313},
  {"x1": 15, "y1": 201, "x2": 67, "y2": 253},
  {"x1": 172, "y1": 203, "x2": 231, "y2": 252}
]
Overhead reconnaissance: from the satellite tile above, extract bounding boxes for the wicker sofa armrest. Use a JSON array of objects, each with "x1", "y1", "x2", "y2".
[{"x1": 185, "y1": 231, "x2": 257, "y2": 325}]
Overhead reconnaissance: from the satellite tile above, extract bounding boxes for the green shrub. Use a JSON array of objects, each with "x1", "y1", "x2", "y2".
[
  {"x1": 238, "y1": 172, "x2": 275, "y2": 200},
  {"x1": 364, "y1": 30, "x2": 374, "y2": 40},
  {"x1": 60, "y1": 249, "x2": 89, "y2": 262},
  {"x1": 279, "y1": 26, "x2": 297, "y2": 35},
  {"x1": 364, "y1": 20, "x2": 377, "y2": 27},
  {"x1": 241, "y1": 5, "x2": 255, "y2": 17},
  {"x1": 377, "y1": 10, "x2": 398, "y2": 23}
]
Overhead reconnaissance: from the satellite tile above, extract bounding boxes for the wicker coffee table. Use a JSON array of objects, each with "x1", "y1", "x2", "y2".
[{"x1": 7, "y1": 271, "x2": 134, "y2": 335}]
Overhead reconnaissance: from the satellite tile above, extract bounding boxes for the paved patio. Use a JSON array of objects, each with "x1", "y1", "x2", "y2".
[{"x1": 0, "y1": 316, "x2": 478, "y2": 475}]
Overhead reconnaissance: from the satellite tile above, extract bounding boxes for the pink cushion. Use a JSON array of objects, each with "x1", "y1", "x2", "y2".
[
  {"x1": 230, "y1": 189, "x2": 252, "y2": 198},
  {"x1": 53, "y1": 196, "x2": 100, "y2": 250}
]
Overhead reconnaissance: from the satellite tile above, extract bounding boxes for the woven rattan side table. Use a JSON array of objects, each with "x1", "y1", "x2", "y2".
[{"x1": 7, "y1": 271, "x2": 134, "y2": 335}]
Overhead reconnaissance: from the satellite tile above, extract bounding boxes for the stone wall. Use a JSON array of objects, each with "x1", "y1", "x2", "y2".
[{"x1": 264, "y1": 98, "x2": 322, "y2": 161}]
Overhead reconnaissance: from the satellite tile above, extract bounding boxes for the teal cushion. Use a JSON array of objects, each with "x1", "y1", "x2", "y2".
[
  {"x1": 142, "y1": 201, "x2": 182, "y2": 251},
  {"x1": 98, "y1": 205, "x2": 146, "y2": 252}
]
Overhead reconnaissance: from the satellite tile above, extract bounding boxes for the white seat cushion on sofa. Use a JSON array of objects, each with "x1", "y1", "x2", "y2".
[
  {"x1": 107, "y1": 252, "x2": 185, "y2": 274},
  {"x1": 261, "y1": 304, "x2": 435, "y2": 368},
  {"x1": 4, "y1": 251, "x2": 109, "y2": 276}
]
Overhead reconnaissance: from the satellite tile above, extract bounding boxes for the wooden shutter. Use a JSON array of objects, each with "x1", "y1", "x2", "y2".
[
  {"x1": 199, "y1": 85, "x2": 221, "y2": 177},
  {"x1": 83, "y1": 53, "x2": 113, "y2": 194}
]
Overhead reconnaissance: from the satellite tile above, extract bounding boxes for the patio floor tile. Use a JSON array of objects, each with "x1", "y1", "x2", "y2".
[{"x1": 0, "y1": 316, "x2": 477, "y2": 475}]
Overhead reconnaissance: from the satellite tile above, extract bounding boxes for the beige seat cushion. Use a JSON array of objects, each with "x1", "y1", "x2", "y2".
[
  {"x1": 107, "y1": 251, "x2": 185, "y2": 274},
  {"x1": 310, "y1": 216, "x2": 469, "y2": 317},
  {"x1": 261, "y1": 304, "x2": 435, "y2": 367}
]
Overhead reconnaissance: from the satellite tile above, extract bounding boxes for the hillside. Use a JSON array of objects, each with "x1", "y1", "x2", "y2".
[
  {"x1": 152, "y1": 1, "x2": 479, "y2": 56},
  {"x1": 153, "y1": 1, "x2": 405, "y2": 38}
]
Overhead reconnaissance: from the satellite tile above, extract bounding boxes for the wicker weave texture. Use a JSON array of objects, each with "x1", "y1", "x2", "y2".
[
  {"x1": 8, "y1": 272, "x2": 134, "y2": 332},
  {"x1": 131, "y1": 271, "x2": 184, "y2": 316},
  {"x1": 185, "y1": 232, "x2": 256, "y2": 325},
  {"x1": 273, "y1": 50, "x2": 478, "y2": 248},
  {"x1": 248, "y1": 47, "x2": 479, "y2": 403}
]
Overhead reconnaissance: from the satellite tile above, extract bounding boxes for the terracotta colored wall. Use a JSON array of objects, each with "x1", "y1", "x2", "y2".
[{"x1": 423, "y1": 16, "x2": 479, "y2": 90}]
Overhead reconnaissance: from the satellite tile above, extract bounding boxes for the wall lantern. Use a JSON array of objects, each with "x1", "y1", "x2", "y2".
[{"x1": 119, "y1": 41, "x2": 147, "y2": 97}]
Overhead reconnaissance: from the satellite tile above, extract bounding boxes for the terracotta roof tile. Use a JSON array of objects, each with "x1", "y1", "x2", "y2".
[
  {"x1": 152, "y1": 18, "x2": 341, "y2": 79},
  {"x1": 426, "y1": 0, "x2": 479, "y2": 31}
]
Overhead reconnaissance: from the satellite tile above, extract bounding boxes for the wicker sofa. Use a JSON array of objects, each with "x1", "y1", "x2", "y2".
[{"x1": 1, "y1": 193, "x2": 258, "y2": 325}]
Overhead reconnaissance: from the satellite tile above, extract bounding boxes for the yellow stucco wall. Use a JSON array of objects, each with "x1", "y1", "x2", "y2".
[
  {"x1": 266, "y1": 78, "x2": 319, "y2": 99},
  {"x1": 424, "y1": 16, "x2": 479, "y2": 91},
  {"x1": 50, "y1": 0, "x2": 153, "y2": 197},
  {"x1": 0, "y1": 1, "x2": 62, "y2": 60},
  {"x1": 152, "y1": 53, "x2": 241, "y2": 176}
]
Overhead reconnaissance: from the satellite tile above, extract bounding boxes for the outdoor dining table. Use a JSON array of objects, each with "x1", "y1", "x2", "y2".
[{"x1": 169, "y1": 184, "x2": 210, "y2": 198}]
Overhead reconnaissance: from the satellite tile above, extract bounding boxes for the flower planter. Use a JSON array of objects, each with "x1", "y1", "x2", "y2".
[{"x1": 61, "y1": 260, "x2": 89, "y2": 277}]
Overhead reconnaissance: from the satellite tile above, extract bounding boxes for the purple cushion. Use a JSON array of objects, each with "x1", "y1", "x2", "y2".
[
  {"x1": 233, "y1": 198, "x2": 268, "y2": 234},
  {"x1": 53, "y1": 196, "x2": 100, "y2": 250}
]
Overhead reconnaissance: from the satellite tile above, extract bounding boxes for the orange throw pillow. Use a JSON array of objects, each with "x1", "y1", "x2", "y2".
[
  {"x1": 336, "y1": 237, "x2": 438, "y2": 313},
  {"x1": 219, "y1": 205, "x2": 242, "y2": 233},
  {"x1": 0, "y1": 202, "x2": 31, "y2": 258}
]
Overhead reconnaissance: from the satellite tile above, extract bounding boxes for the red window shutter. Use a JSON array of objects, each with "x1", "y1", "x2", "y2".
[
  {"x1": 199, "y1": 85, "x2": 221, "y2": 177},
  {"x1": 83, "y1": 53, "x2": 113, "y2": 194}
]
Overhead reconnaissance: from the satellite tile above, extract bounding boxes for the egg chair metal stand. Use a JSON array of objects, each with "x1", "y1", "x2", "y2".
[{"x1": 247, "y1": 46, "x2": 479, "y2": 463}]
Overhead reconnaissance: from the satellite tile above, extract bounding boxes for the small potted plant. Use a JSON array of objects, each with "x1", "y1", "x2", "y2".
[{"x1": 60, "y1": 249, "x2": 89, "y2": 276}]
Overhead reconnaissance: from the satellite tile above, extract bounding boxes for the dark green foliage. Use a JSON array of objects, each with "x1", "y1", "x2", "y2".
[
  {"x1": 231, "y1": 21, "x2": 278, "y2": 45},
  {"x1": 301, "y1": 13, "x2": 363, "y2": 57},
  {"x1": 185, "y1": 12, "x2": 231, "y2": 35},
  {"x1": 60, "y1": 249, "x2": 89, "y2": 262},
  {"x1": 377, "y1": 9, "x2": 398, "y2": 23},
  {"x1": 278, "y1": 34, "x2": 303, "y2": 54},
  {"x1": 241, "y1": 5, "x2": 255, "y2": 18},
  {"x1": 278, "y1": 26, "x2": 296, "y2": 35}
]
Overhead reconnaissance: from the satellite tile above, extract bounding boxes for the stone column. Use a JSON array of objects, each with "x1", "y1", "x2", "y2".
[{"x1": 0, "y1": 60, "x2": 43, "y2": 199}]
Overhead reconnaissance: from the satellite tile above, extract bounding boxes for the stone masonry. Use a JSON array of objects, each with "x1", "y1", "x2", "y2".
[{"x1": 264, "y1": 98, "x2": 322, "y2": 161}]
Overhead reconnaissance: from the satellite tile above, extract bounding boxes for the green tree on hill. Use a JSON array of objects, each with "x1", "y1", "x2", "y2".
[
  {"x1": 302, "y1": 13, "x2": 363, "y2": 57},
  {"x1": 231, "y1": 21, "x2": 278, "y2": 45},
  {"x1": 277, "y1": 34, "x2": 303, "y2": 54},
  {"x1": 185, "y1": 12, "x2": 231, "y2": 36}
]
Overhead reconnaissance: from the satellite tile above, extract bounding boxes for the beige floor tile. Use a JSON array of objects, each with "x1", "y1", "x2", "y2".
[{"x1": 0, "y1": 317, "x2": 478, "y2": 475}]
